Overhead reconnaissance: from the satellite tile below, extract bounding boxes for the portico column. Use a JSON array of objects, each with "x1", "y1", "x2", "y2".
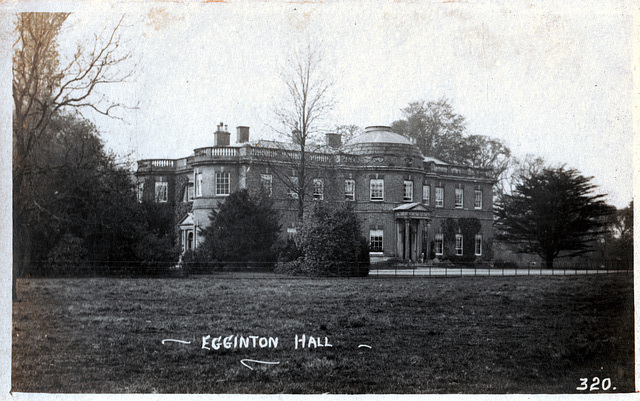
[
  {"x1": 194, "y1": 224, "x2": 198, "y2": 248},
  {"x1": 396, "y1": 220, "x2": 403, "y2": 258},
  {"x1": 404, "y1": 219, "x2": 410, "y2": 261},
  {"x1": 417, "y1": 220, "x2": 423, "y2": 262}
]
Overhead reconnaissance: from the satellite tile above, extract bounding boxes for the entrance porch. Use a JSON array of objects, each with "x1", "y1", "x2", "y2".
[
  {"x1": 178, "y1": 212, "x2": 197, "y2": 254},
  {"x1": 393, "y1": 203, "x2": 432, "y2": 262}
]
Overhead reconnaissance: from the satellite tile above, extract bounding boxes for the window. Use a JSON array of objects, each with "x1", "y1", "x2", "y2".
[
  {"x1": 370, "y1": 229, "x2": 383, "y2": 253},
  {"x1": 455, "y1": 234, "x2": 463, "y2": 256},
  {"x1": 195, "y1": 169, "x2": 202, "y2": 197},
  {"x1": 370, "y1": 179, "x2": 384, "y2": 201},
  {"x1": 345, "y1": 179, "x2": 355, "y2": 201},
  {"x1": 313, "y1": 179, "x2": 324, "y2": 200},
  {"x1": 137, "y1": 182, "x2": 144, "y2": 203},
  {"x1": 403, "y1": 180, "x2": 413, "y2": 202},
  {"x1": 434, "y1": 233, "x2": 444, "y2": 255},
  {"x1": 475, "y1": 234, "x2": 483, "y2": 256},
  {"x1": 183, "y1": 183, "x2": 194, "y2": 202},
  {"x1": 435, "y1": 187, "x2": 444, "y2": 207},
  {"x1": 455, "y1": 187, "x2": 464, "y2": 208},
  {"x1": 422, "y1": 184, "x2": 430, "y2": 205},
  {"x1": 474, "y1": 189, "x2": 483, "y2": 209},
  {"x1": 261, "y1": 174, "x2": 272, "y2": 197},
  {"x1": 155, "y1": 181, "x2": 168, "y2": 203},
  {"x1": 215, "y1": 172, "x2": 230, "y2": 196},
  {"x1": 288, "y1": 177, "x2": 299, "y2": 199}
]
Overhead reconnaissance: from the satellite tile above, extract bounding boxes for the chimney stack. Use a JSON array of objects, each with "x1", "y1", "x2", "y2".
[
  {"x1": 214, "y1": 122, "x2": 231, "y2": 146},
  {"x1": 236, "y1": 126, "x2": 250, "y2": 143},
  {"x1": 325, "y1": 133, "x2": 342, "y2": 148}
]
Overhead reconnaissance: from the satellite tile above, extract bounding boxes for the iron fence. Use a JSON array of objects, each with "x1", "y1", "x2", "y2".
[
  {"x1": 18, "y1": 260, "x2": 633, "y2": 279},
  {"x1": 21, "y1": 261, "x2": 279, "y2": 279},
  {"x1": 368, "y1": 261, "x2": 633, "y2": 278}
]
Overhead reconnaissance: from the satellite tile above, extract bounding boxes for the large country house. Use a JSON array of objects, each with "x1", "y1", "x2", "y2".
[{"x1": 135, "y1": 124, "x2": 496, "y2": 263}]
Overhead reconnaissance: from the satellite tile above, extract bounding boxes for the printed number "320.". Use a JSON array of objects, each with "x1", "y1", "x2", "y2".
[{"x1": 577, "y1": 377, "x2": 613, "y2": 391}]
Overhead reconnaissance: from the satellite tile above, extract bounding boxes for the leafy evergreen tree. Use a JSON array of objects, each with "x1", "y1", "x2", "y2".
[
  {"x1": 496, "y1": 166, "x2": 614, "y2": 268},
  {"x1": 598, "y1": 201, "x2": 633, "y2": 269},
  {"x1": 15, "y1": 112, "x2": 179, "y2": 275},
  {"x1": 132, "y1": 201, "x2": 180, "y2": 269},
  {"x1": 280, "y1": 203, "x2": 369, "y2": 276},
  {"x1": 199, "y1": 189, "x2": 281, "y2": 264}
]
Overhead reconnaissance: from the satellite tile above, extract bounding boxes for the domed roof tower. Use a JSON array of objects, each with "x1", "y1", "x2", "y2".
[{"x1": 343, "y1": 126, "x2": 423, "y2": 160}]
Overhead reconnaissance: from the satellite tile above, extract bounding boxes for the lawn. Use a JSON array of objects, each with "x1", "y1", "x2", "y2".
[{"x1": 11, "y1": 274, "x2": 634, "y2": 394}]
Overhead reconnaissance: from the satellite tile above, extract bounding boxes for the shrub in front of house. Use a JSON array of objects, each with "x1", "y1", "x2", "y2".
[
  {"x1": 277, "y1": 203, "x2": 370, "y2": 277},
  {"x1": 46, "y1": 234, "x2": 88, "y2": 276},
  {"x1": 181, "y1": 247, "x2": 223, "y2": 274},
  {"x1": 134, "y1": 233, "x2": 181, "y2": 274},
  {"x1": 198, "y1": 189, "x2": 281, "y2": 267}
]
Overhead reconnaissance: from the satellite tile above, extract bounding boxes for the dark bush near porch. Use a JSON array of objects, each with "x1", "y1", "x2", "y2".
[
  {"x1": 276, "y1": 204, "x2": 370, "y2": 277},
  {"x1": 181, "y1": 248, "x2": 222, "y2": 274}
]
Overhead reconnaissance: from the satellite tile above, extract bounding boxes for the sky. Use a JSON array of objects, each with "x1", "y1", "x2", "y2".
[{"x1": 3, "y1": 1, "x2": 635, "y2": 208}]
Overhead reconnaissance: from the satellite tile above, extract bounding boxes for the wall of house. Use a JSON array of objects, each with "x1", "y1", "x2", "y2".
[{"x1": 136, "y1": 143, "x2": 495, "y2": 264}]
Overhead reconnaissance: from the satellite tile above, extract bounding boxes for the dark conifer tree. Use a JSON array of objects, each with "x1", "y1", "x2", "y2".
[
  {"x1": 199, "y1": 189, "x2": 281, "y2": 264},
  {"x1": 496, "y1": 166, "x2": 614, "y2": 268}
]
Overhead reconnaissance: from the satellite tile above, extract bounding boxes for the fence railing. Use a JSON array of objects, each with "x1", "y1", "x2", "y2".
[
  {"x1": 137, "y1": 159, "x2": 176, "y2": 170},
  {"x1": 368, "y1": 262, "x2": 633, "y2": 278},
  {"x1": 194, "y1": 147, "x2": 240, "y2": 158},
  {"x1": 249, "y1": 147, "x2": 335, "y2": 165},
  {"x1": 425, "y1": 163, "x2": 494, "y2": 179},
  {"x1": 19, "y1": 261, "x2": 632, "y2": 279}
]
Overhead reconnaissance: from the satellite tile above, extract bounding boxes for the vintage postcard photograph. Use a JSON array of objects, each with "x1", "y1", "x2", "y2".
[{"x1": 3, "y1": 0, "x2": 636, "y2": 397}]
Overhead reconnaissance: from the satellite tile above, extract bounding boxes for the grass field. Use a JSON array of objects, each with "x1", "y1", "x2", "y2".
[{"x1": 12, "y1": 274, "x2": 634, "y2": 394}]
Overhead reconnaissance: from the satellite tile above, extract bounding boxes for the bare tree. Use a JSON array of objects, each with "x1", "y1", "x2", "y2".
[
  {"x1": 335, "y1": 124, "x2": 363, "y2": 146},
  {"x1": 270, "y1": 43, "x2": 335, "y2": 221},
  {"x1": 14, "y1": 13, "x2": 132, "y2": 182},
  {"x1": 12, "y1": 13, "x2": 132, "y2": 299},
  {"x1": 495, "y1": 154, "x2": 546, "y2": 199},
  {"x1": 459, "y1": 135, "x2": 511, "y2": 175}
]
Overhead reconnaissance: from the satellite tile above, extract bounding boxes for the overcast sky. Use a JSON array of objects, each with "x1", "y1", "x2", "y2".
[{"x1": 4, "y1": 1, "x2": 635, "y2": 208}]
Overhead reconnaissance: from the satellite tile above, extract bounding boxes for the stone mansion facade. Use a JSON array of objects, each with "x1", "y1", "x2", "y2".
[{"x1": 135, "y1": 124, "x2": 495, "y2": 263}]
